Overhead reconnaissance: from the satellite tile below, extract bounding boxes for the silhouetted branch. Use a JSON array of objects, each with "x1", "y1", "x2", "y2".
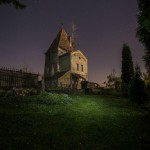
[{"x1": 0, "y1": 0, "x2": 26, "y2": 9}]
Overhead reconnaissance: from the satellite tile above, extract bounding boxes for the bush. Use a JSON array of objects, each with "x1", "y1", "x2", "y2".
[
  {"x1": 146, "y1": 83, "x2": 150, "y2": 102},
  {"x1": 121, "y1": 82, "x2": 128, "y2": 96},
  {"x1": 129, "y1": 77, "x2": 148, "y2": 105},
  {"x1": 12, "y1": 88, "x2": 39, "y2": 96},
  {"x1": 129, "y1": 65, "x2": 149, "y2": 105},
  {"x1": 0, "y1": 90, "x2": 7, "y2": 97},
  {"x1": 0, "y1": 88, "x2": 39, "y2": 97},
  {"x1": 37, "y1": 92, "x2": 72, "y2": 105},
  {"x1": 100, "y1": 88, "x2": 121, "y2": 96}
]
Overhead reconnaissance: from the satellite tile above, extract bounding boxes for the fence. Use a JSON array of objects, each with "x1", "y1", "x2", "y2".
[{"x1": 0, "y1": 67, "x2": 39, "y2": 90}]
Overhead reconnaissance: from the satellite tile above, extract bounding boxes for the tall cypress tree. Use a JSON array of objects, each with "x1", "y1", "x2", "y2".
[
  {"x1": 136, "y1": 0, "x2": 150, "y2": 77},
  {"x1": 121, "y1": 44, "x2": 134, "y2": 95}
]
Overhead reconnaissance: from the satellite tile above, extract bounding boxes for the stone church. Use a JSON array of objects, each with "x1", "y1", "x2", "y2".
[{"x1": 44, "y1": 27, "x2": 88, "y2": 89}]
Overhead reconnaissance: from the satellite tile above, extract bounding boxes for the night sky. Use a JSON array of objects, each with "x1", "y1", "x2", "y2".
[{"x1": 0, "y1": 0, "x2": 145, "y2": 84}]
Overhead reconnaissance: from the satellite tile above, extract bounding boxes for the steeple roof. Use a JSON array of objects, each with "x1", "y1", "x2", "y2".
[{"x1": 46, "y1": 28, "x2": 73, "y2": 53}]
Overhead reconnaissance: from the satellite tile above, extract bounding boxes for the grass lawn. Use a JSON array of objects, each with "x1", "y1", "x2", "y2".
[{"x1": 0, "y1": 94, "x2": 150, "y2": 150}]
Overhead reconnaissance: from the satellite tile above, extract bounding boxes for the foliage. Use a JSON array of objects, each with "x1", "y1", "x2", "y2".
[
  {"x1": 13, "y1": 88, "x2": 38, "y2": 96},
  {"x1": 106, "y1": 69, "x2": 121, "y2": 91},
  {"x1": 37, "y1": 92, "x2": 73, "y2": 105},
  {"x1": 0, "y1": 88, "x2": 38, "y2": 97},
  {"x1": 0, "y1": 0, "x2": 26, "y2": 9},
  {"x1": 121, "y1": 44, "x2": 134, "y2": 95},
  {"x1": 0, "y1": 90, "x2": 7, "y2": 97},
  {"x1": 142, "y1": 72, "x2": 150, "y2": 85},
  {"x1": 129, "y1": 64, "x2": 148, "y2": 105},
  {"x1": 0, "y1": 90, "x2": 73, "y2": 105},
  {"x1": 100, "y1": 88, "x2": 122, "y2": 96},
  {"x1": 142, "y1": 73, "x2": 150, "y2": 101},
  {"x1": 136, "y1": 0, "x2": 150, "y2": 76}
]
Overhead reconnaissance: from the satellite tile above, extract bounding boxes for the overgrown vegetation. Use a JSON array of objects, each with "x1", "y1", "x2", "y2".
[
  {"x1": 0, "y1": 94, "x2": 150, "y2": 150},
  {"x1": 136, "y1": 0, "x2": 150, "y2": 77},
  {"x1": 36, "y1": 92, "x2": 73, "y2": 105},
  {"x1": 136, "y1": 0, "x2": 150, "y2": 102},
  {"x1": 0, "y1": 88, "x2": 39, "y2": 97},
  {"x1": 129, "y1": 64, "x2": 148, "y2": 105}
]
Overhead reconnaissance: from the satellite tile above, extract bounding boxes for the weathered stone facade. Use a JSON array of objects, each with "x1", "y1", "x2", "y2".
[{"x1": 44, "y1": 28, "x2": 88, "y2": 90}]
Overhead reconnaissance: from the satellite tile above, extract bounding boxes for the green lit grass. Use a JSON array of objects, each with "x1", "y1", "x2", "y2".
[{"x1": 0, "y1": 95, "x2": 150, "y2": 150}]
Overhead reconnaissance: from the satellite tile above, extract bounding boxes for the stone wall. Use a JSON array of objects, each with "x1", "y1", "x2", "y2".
[
  {"x1": 71, "y1": 50, "x2": 88, "y2": 80},
  {"x1": 58, "y1": 72, "x2": 70, "y2": 88}
]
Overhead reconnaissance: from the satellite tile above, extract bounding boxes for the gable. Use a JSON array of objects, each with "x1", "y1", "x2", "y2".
[{"x1": 71, "y1": 50, "x2": 87, "y2": 61}]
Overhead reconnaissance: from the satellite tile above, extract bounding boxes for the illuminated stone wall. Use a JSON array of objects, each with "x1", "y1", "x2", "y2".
[{"x1": 71, "y1": 50, "x2": 88, "y2": 80}]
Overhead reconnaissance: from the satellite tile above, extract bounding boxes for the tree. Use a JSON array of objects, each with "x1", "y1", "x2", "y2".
[
  {"x1": 142, "y1": 73, "x2": 150, "y2": 86},
  {"x1": 121, "y1": 44, "x2": 134, "y2": 95},
  {"x1": 129, "y1": 64, "x2": 147, "y2": 105},
  {"x1": 107, "y1": 69, "x2": 121, "y2": 91},
  {"x1": 142, "y1": 72, "x2": 150, "y2": 100},
  {"x1": 136, "y1": 0, "x2": 150, "y2": 77},
  {"x1": 0, "y1": 0, "x2": 26, "y2": 9}
]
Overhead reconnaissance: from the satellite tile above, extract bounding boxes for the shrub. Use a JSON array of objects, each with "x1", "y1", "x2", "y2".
[
  {"x1": 37, "y1": 92, "x2": 72, "y2": 105},
  {"x1": 100, "y1": 88, "x2": 121, "y2": 96},
  {"x1": 12, "y1": 88, "x2": 39, "y2": 96},
  {"x1": 0, "y1": 88, "x2": 39, "y2": 97},
  {"x1": 146, "y1": 83, "x2": 150, "y2": 102},
  {"x1": 6, "y1": 90, "x2": 15, "y2": 97},
  {"x1": 0, "y1": 90, "x2": 7, "y2": 97},
  {"x1": 129, "y1": 65, "x2": 148, "y2": 105}
]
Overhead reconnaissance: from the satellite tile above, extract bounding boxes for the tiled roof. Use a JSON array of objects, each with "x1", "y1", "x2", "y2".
[{"x1": 46, "y1": 28, "x2": 73, "y2": 53}]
